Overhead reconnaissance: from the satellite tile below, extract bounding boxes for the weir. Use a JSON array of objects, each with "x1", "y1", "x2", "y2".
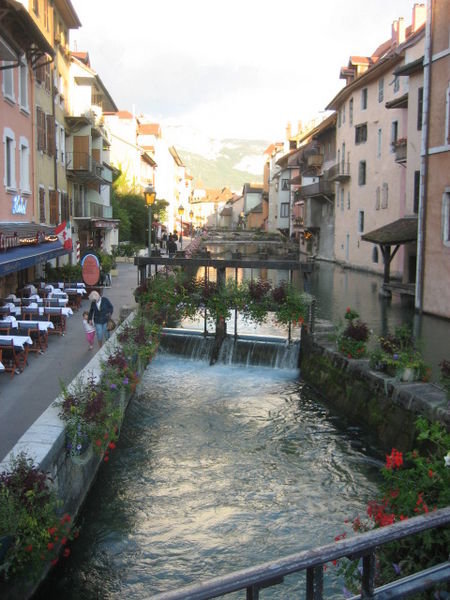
[{"x1": 160, "y1": 328, "x2": 301, "y2": 369}]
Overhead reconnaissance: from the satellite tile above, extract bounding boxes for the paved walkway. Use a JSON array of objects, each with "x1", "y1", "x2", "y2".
[{"x1": 0, "y1": 262, "x2": 139, "y2": 461}]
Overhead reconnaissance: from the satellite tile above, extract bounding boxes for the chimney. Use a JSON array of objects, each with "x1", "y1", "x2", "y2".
[
  {"x1": 412, "y1": 3, "x2": 426, "y2": 31},
  {"x1": 286, "y1": 122, "x2": 292, "y2": 140},
  {"x1": 392, "y1": 17, "x2": 406, "y2": 46},
  {"x1": 297, "y1": 120, "x2": 303, "y2": 136}
]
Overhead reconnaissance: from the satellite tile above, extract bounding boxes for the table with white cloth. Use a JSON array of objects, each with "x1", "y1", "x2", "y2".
[
  {"x1": 15, "y1": 320, "x2": 54, "y2": 352},
  {"x1": 0, "y1": 334, "x2": 33, "y2": 375},
  {"x1": 43, "y1": 306, "x2": 73, "y2": 335},
  {"x1": 0, "y1": 315, "x2": 18, "y2": 329},
  {"x1": 48, "y1": 291, "x2": 68, "y2": 300}
]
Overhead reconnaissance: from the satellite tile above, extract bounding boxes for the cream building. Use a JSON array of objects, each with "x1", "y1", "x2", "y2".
[{"x1": 326, "y1": 4, "x2": 426, "y2": 280}]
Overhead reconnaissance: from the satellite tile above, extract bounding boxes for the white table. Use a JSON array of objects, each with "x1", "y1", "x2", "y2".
[
  {"x1": 0, "y1": 335, "x2": 33, "y2": 349},
  {"x1": 15, "y1": 320, "x2": 55, "y2": 332},
  {"x1": 0, "y1": 315, "x2": 18, "y2": 328}
]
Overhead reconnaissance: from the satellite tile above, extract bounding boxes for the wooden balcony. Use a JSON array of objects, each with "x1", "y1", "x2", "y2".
[
  {"x1": 297, "y1": 179, "x2": 334, "y2": 200},
  {"x1": 393, "y1": 140, "x2": 407, "y2": 163},
  {"x1": 66, "y1": 152, "x2": 105, "y2": 183}
]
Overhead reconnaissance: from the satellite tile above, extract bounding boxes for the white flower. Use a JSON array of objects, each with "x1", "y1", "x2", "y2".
[{"x1": 444, "y1": 452, "x2": 450, "y2": 467}]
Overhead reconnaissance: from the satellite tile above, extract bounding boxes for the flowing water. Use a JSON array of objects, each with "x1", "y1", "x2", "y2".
[{"x1": 37, "y1": 352, "x2": 383, "y2": 599}]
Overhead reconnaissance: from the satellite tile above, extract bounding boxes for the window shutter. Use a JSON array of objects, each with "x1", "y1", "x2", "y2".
[
  {"x1": 49, "y1": 189, "x2": 58, "y2": 224},
  {"x1": 39, "y1": 187, "x2": 46, "y2": 223},
  {"x1": 46, "y1": 114, "x2": 55, "y2": 157}
]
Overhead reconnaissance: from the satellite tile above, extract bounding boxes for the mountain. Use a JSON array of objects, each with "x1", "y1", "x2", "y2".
[{"x1": 163, "y1": 124, "x2": 268, "y2": 192}]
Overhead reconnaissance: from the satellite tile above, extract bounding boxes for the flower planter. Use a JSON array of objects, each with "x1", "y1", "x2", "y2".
[{"x1": 400, "y1": 367, "x2": 417, "y2": 382}]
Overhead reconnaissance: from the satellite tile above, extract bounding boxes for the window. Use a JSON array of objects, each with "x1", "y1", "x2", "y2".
[
  {"x1": 377, "y1": 128, "x2": 382, "y2": 158},
  {"x1": 375, "y1": 186, "x2": 380, "y2": 210},
  {"x1": 2, "y1": 62, "x2": 15, "y2": 101},
  {"x1": 19, "y1": 56, "x2": 28, "y2": 111},
  {"x1": 39, "y1": 187, "x2": 46, "y2": 222},
  {"x1": 43, "y1": 0, "x2": 49, "y2": 30},
  {"x1": 391, "y1": 120, "x2": 398, "y2": 151},
  {"x1": 382, "y1": 182, "x2": 389, "y2": 209},
  {"x1": 347, "y1": 191, "x2": 350, "y2": 210},
  {"x1": 338, "y1": 109, "x2": 341, "y2": 127},
  {"x1": 378, "y1": 78, "x2": 384, "y2": 103},
  {"x1": 358, "y1": 160, "x2": 366, "y2": 186},
  {"x1": 60, "y1": 126, "x2": 65, "y2": 164},
  {"x1": 446, "y1": 85, "x2": 450, "y2": 146},
  {"x1": 342, "y1": 103, "x2": 346, "y2": 124},
  {"x1": 394, "y1": 75, "x2": 400, "y2": 93},
  {"x1": 361, "y1": 87, "x2": 368, "y2": 110},
  {"x1": 340, "y1": 187, "x2": 344, "y2": 211},
  {"x1": 32, "y1": 0, "x2": 39, "y2": 15},
  {"x1": 349, "y1": 98, "x2": 353, "y2": 125},
  {"x1": 3, "y1": 128, "x2": 16, "y2": 189},
  {"x1": 281, "y1": 178, "x2": 289, "y2": 191},
  {"x1": 443, "y1": 191, "x2": 450, "y2": 246},
  {"x1": 355, "y1": 123, "x2": 367, "y2": 144},
  {"x1": 19, "y1": 137, "x2": 30, "y2": 192},
  {"x1": 372, "y1": 247, "x2": 379, "y2": 263},
  {"x1": 60, "y1": 191, "x2": 70, "y2": 222},
  {"x1": 358, "y1": 210, "x2": 365, "y2": 233},
  {"x1": 280, "y1": 203, "x2": 289, "y2": 218},
  {"x1": 417, "y1": 87, "x2": 423, "y2": 131},
  {"x1": 413, "y1": 170, "x2": 420, "y2": 213}
]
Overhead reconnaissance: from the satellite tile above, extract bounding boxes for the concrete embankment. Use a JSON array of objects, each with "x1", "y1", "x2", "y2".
[{"x1": 299, "y1": 321, "x2": 449, "y2": 452}]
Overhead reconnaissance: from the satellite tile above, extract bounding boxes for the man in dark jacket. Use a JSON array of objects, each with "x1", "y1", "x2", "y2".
[{"x1": 88, "y1": 290, "x2": 114, "y2": 348}]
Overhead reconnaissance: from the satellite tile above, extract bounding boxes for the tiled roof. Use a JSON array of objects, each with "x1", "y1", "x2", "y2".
[
  {"x1": 362, "y1": 216, "x2": 417, "y2": 244},
  {"x1": 139, "y1": 123, "x2": 161, "y2": 136}
]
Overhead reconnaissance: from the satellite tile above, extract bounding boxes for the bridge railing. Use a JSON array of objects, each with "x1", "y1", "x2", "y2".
[{"x1": 149, "y1": 507, "x2": 450, "y2": 599}]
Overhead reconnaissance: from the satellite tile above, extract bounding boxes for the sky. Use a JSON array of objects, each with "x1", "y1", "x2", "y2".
[{"x1": 71, "y1": 0, "x2": 419, "y2": 142}]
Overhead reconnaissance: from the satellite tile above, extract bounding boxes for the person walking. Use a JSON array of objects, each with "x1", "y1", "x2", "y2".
[
  {"x1": 88, "y1": 290, "x2": 114, "y2": 348},
  {"x1": 167, "y1": 234, "x2": 177, "y2": 257},
  {"x1": 82, "y1": 310, "x2": 96, "y2": 350}
]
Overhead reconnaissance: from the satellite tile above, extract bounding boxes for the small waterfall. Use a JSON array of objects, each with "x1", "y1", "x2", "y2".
[{"x1": 160, "y1": 329, "x2": 300, "y2": 369}]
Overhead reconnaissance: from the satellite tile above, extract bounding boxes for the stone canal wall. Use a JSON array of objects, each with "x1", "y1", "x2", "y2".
[
  {"x1": 0, "y1": 312, "x2": 141, "y2": 600},
  {"x1": 299, "y1": 321, "x2": 449, "y2": 452}
]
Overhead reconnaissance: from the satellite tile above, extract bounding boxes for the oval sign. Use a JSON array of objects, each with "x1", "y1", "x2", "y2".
[{"x1": 81, "y1": 253, "x2": 100, "y2": 286}]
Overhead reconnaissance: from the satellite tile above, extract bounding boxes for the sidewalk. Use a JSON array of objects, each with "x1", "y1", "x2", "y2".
[{"x1": 0, "y1": 262, "x2": 139, "y2": 461}]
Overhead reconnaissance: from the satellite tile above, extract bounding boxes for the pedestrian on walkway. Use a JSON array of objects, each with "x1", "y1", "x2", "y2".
[
  {"x1": 88, "y1": 290, "x2": 114, "y2": 348},
  {"x1": 167, "y1": 235, "x2": 177, "y2": 257},
  {"x1": 82, "y1": 310, "x2": 96, "y2": 350}
]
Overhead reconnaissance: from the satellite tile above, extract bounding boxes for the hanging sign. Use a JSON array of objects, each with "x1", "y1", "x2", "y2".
[
  {"x1": 81, "y1": 253, "x2": 100, "y2": 285},
  {"x1": 12, "y1": 195, "x2": 27, "y2": 215}
]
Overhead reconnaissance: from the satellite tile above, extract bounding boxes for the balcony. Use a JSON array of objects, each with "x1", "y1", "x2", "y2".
[
  {"x1": 307, "y1": 154, "x2": 323, "y2": 167},
  {"x1": 297, "y1": 179, "x2": 334, "y2": 200},
  {"x1": 393, "y1": 139, "x2": 407, "y2": 163},
  {"x1": 328, "y1": 161, "x2": 351, "y2": 181},
  {"x1": 66, "y1": 152, "x2": 106, "y2": 183},
  {"x1": 73, "y1": 198, "x2": 113, "y2": 219}
]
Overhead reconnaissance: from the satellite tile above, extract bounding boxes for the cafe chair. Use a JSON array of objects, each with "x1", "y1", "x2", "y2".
[{"x1": 0, "y1": 339, "x2": 21, "y2": 378}]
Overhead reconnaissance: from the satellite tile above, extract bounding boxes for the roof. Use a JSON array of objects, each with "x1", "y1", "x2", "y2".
[
  {"x1": 394, "y1": 55, "x2": 424, "y2": 76},
  {"x1": 139, "y1": 123, "x2": 161, "y2": 137},
  {"x1": 296, "y1": 113, "x2": 337, "y2": 144},
  {"x1": 53, "y1": 0, "x2": 81, "y2": 28},
  {"x1": 103, "y1": 110, "x2": 134, "y2": 119},
  {"x1": 361, "y1": 216, "x2": 417, "y2": 244}
]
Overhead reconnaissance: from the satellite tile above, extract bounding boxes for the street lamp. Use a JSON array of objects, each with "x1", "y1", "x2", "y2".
[
  {"x1": 145, "y1": 185, "x2": 156, "y2": 257},
  {"x1": 178, "y1": 204, "x2": 184, "y2": 250},
  {"x1": 189, "y1": 209, "x2": 194, "y2": 236}
]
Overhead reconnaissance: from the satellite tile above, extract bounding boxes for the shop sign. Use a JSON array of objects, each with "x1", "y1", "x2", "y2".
[
  {"x1": 12, "y1": 195, "x2": 27, "y2": 215},
  {"x1": 81, "y1": 253, "x2": 100, "y2": 285}
]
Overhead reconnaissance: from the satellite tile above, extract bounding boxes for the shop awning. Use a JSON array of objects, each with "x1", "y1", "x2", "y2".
[
  {"x1": 0, "y1": 240, "x2": 69, "y2": 277},
  {"x1": 361, "y1": 216, "x2": 417, "y2": 245}
]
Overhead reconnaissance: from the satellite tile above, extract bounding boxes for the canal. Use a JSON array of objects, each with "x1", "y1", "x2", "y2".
[
  {"x1": 37, "y1": 354, "x2": 382, "y2": 599},
  {"x1": 35, "y1": 259, "x2": 449, "y2": 598}
]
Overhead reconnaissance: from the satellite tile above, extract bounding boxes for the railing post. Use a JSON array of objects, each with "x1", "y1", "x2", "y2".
[
  {"x1": 361, "y1": 552, "x2": 376, "y2": 598},
  {"x1": 306, "y1": 566, "x2": 323, "y2": 600}
]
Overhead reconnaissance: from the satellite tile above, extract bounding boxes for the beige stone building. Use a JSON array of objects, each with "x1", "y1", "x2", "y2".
[
  {"x1": 417, "y1": 0, "x2": 450, "y2": 319},
  {"x1": 326, "y1": 4, "x2": 426, "y2": 283}
]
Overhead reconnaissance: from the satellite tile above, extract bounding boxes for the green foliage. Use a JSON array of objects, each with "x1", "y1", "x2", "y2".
[
  {"x1": 369, "y1": 325, "x2": 431, "y2": 381},
  {"x1": 339, "y1": 417, "x2": 450, "y2": 594},
  {"x1": 0, "y1": 453, "x2": 76, "y2": 580},
  {"x1": 439, "y1": 360, "x2": 450, "y2": 400},
  {"x1": 44, "y1": 263, "x2": 82, "y2": 283},
  {"x1": 336, "y1": 307, "x2": 370, "y2": 359},
  {"x1": 98, "y1": 251, "x2": 114, "y2": 274}
]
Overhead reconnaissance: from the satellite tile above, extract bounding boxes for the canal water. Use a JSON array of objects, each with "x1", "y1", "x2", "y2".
[{"x1": 37, "y1": 353, "x2": 383, "y2": 599}]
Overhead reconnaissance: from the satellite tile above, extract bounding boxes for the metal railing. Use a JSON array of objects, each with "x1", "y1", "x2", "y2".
[
  {"x1": 150, "y1": 507, "x2": 450, "y2": 599},
  {"x1": 328, "y1": 161, "x2": 351, "y2": 180},
  {"x1": 66, "y1": 152, "x2": 104, "y2": 178},
  {"x1": 297, "y1": 179, "x2": 334, "y2": 199}
]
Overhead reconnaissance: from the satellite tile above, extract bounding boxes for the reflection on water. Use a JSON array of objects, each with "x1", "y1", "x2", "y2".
[{"x1": 37, "y1": 356, "x2": 382, "y2": 599}]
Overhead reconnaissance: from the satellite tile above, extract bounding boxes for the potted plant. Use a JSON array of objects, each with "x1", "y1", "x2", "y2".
[{"x1": 336, "y1": 307, "x2": 370, "y2": 359}]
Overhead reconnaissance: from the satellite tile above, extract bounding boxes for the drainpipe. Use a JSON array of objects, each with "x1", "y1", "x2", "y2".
[
  {"x1": 415, "y1": 0, "x2": 432, "y2": 312},
  {"x1": 52, "y1": 70, "x2": 60, "y2": 266}
]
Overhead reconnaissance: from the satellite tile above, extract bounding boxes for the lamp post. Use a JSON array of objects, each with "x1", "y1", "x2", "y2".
[
  {"x1": 178, "y1": 204, "x2": 184, "y2": 250},
  {"x1": 145, "y1": 186, "x2": 156, "y2": 258},
  {"x1": 189, "y1": 209, "x2": 194, "y2": 237}
]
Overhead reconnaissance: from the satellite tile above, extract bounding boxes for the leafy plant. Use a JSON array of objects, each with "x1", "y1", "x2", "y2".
[
  {"x1": 338, "y1": 418, "x2": 450, "y2": 594},
  {"x1": 0, "y1": 453, "x2": 76, "y2": 580},
  {"x1": 439, "y1": 359, "x2": 450, "y2": 401},
  {"x1": 337, "y1": 307, "x2": 370, "y2": 359}
]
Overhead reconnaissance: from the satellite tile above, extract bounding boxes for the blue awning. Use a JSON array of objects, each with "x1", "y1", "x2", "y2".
[{"x1": 0, "y1": 241, "x2": 70, "y2": 277}]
